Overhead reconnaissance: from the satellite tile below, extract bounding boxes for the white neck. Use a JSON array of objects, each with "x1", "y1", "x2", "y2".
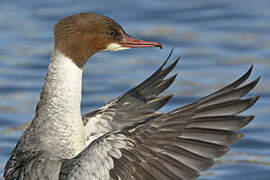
[
  {"x1": 40, "y1": 49, "x2": 82, "y2": 114},
  {"x1": 32, "y1": 49, "x2": 85, "y2": 158}
]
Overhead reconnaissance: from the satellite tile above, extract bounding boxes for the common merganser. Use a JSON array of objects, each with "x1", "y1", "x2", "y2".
[{"x1": 4, "y1": 12, "x2": 260, "y2": 180}]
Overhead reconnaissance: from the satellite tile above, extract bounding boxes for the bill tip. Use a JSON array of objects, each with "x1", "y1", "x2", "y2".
[{"x1": 157, "y1": 43, "x2": 163, "y2": 49}]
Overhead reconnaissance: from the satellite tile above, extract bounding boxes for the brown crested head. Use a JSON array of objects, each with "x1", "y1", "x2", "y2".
[{"x1": 54, "y1": 12, "x2": 162, "y2": 68}]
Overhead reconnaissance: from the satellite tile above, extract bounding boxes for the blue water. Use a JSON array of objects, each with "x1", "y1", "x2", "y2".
[{"x1": 0, "y1": 0, "x2": 270, "y2": 179}]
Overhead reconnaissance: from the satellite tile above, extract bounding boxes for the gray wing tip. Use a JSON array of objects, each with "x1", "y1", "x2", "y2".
[
  {"x1": 160, "y1": 49, "x2": 180, "y2": 71},
  {"x1": 243, "y1": 76, "x2": 260, "y2": 92},
  {"x1": 249, "y1": 95, "x2": 260, "y2": 104},
  {"x1": 240, "y1": 65, "x2": 253, "y2": 81},
  {"x1": 237, "y1": 133, "x2": 244, "y2": 140},
  {"x1": 166, "y1": 94, "x2": 173, "y2": 101},
  {"x1": 166, "y1": 48, "x2": 174, "y2": 61},
  {"x1": 149, "y1": 95, "x2": 173, "y2": 104},
  {"x1": 238, "y1": 95, "x2": 260, "y2": 114},
  {"x1": 170, "y1": 73, "x2": 178, "y2": 82},
  {"x1": 160, "y1": 48, "x2": 175, "y2": 69},
  {"x1": 245, "y1": 64, "x2": 253, "y2": 79},
  {"x1": 244, "y1": 115, "x2": 255, "y2": 124},
  {"x1": 226, "y1": 132, "x2": 244, "y2": 145},
  {"x1": 248, "y1": 64, "x2": 253, "y2": 72},
  {"x1": 162, "y1": 57, "x2": 180, "y2": 73},
  {"x1": 228, "y1": 64, "x2": 254, "y2": 88},
  {"x1": 251, "y1": 76, "x2": 261, "y2": 87}
]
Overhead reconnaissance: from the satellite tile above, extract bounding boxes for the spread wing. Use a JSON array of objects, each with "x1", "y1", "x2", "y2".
[
  {"x1": 60, "y1": 66, "x2": 260, "y2": 180},
  {"x1": 83, "y1": 50, "x2": 179, "y2": 145}
]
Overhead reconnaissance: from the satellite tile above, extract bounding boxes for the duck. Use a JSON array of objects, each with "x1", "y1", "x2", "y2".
[{"x1": 4, "y1": 12, "x2": 260, "y2": 180}]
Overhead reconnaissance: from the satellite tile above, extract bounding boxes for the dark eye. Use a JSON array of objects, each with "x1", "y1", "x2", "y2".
[{"x1": 107, "y1": 30, "x2": 115, "y2": 35}]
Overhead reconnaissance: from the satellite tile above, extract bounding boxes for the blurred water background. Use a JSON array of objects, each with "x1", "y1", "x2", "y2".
[{"x1": 0, "y1": 0, "x2": 270, "y2": 179}]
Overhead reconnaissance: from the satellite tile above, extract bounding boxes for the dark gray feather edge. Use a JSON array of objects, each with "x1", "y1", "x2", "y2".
[{"x1": 83, "y1": 50, "x2": 179, "y2": 124}]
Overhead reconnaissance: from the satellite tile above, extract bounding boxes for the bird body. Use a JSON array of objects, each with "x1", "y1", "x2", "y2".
[{"x1": 4, "y1": 12, "x2": 259, "y2": 180}]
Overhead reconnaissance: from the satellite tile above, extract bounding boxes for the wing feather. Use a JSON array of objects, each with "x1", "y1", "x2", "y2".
[
  {"x1": 60, "y1": 66, "x2": 259, "y2": 180},
  {"x1": 83, "y1": 50, "x2": 179, "y2": 146}
]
